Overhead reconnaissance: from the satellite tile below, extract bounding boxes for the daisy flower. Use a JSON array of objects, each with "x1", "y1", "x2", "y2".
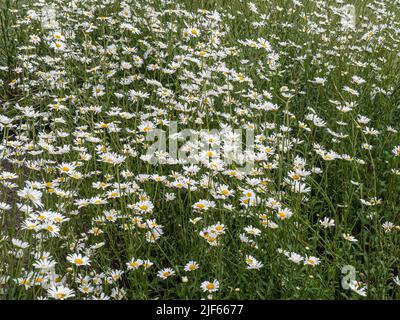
[
  {"x1": 184, "y1": 261, "x2": 199, "y2": 272},
  {"x1": 67, "y1": 253, "x2": 91, "y2": 267},
  {"x1": 200, "y1": 279, "x2": 219, "y2": 293},
  {"x1": 157, "y1": 268, "x2": 175, "y2": 280},
  {"x1": 47, "y1": 286, "x2": 75, "y2": 300}
]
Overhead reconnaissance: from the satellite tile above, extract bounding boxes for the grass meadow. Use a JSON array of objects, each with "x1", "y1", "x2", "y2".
[{"x1": 0, "y1": 0, "x2": 400, "y2": 300}]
